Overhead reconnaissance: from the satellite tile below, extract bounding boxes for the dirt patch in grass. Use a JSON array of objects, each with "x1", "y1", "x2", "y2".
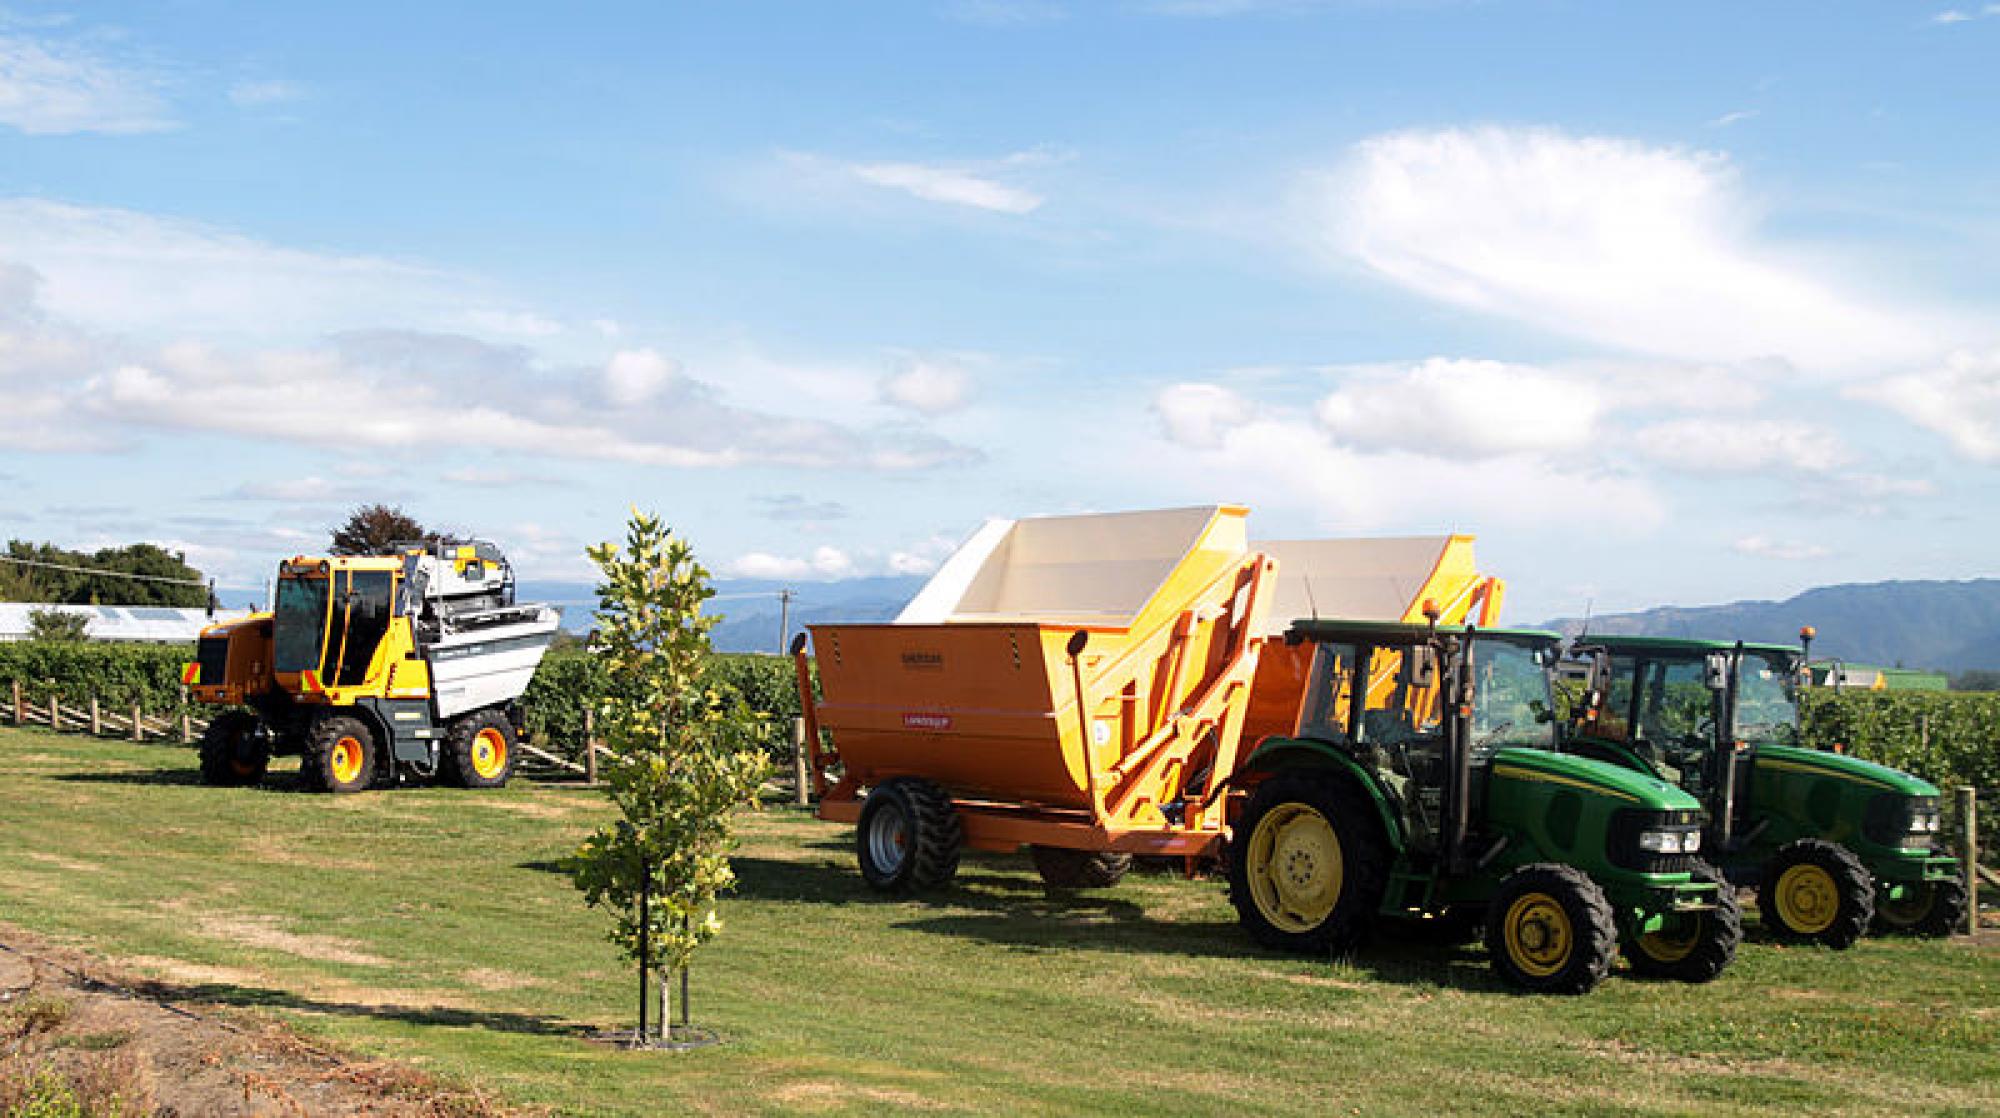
[
  {"x1": 191, "y1": 914, "x2": 392, "y2": 969},
  {"x1": 475, "y1": 798, "x2": 579, "y2": 821},
  {"x1": 766, "y1": 1078, "x2": 950, "y2": 1111},
  {"x1": 20, "y1": 852, "x2": 102, "y2": 874},
  {"x1": 0, "y1": 922, "x2": 519, "y2": 1116}
]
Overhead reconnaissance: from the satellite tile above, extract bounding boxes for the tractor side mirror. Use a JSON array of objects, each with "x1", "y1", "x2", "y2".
[
  {"x1": 788, "y1": 632, "x2": 808, "y2": 656},
  {"x1": 1066, "y1": 630, "x2": 1090, "y2": 659},
  {"x1": 1704, "y1": 652, "x2": 1730, "y2": 691}
]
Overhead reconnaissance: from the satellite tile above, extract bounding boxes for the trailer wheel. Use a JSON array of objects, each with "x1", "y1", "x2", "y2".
[
  {"x1": 304, "y1": 714, "x2": 377, "y2": 794},
  {"x1": 1486, "y1": 864, "x2": 1617, "y2": 995},
  {"x1": 856, "y1": 779, "x2": 962, "y2": 894},
  {"x1": 1030, "y1": 847, "x2": 1133, "y2": 889},
  {"x1": 1625, "y1": 859, "x2": 1741, "y2": 983},
  {"x1": 198, "y1": 711, "x2": 268, "y2": 787},
  {"x1": 1873, "y1": 877, "x2": 1969, "y2": 938},
  {"x1": 1758, "y1": 839, "x2": 1873, "y2": 949},
  {"x1": 443, "y1": 709, "x2": 516, "y2": 789},
  {"x1": 1227, "y1": 770, "x2": 1388, "y2": 955}
]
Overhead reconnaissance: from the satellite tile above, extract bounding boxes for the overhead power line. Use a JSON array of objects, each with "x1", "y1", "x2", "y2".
[{"x1": 0, "y1": 554, "x2": 208, "y2": 588}]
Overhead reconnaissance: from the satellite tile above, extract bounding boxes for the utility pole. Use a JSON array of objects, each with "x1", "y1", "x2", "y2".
[{"x1": 777, "y1": 588, "x2": 795, "y2": 654}]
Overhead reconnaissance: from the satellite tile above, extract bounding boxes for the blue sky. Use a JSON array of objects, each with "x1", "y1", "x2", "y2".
[{"x1": 2, "y1": 2, "x2": 1997, "y2": 623}]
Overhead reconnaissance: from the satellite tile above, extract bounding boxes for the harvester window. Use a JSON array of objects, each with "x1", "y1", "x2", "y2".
[
  {"x1": 331, "y1": 571, "x2": 396, "y2": 687},
  {"x1": 273, "y1": 577, "x2": 331, "y2": 674}
]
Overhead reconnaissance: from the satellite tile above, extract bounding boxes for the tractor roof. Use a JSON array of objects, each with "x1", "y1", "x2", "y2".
[
  {"x1": 1573, "y1": 633, "x2": 1800, "y2": 656},
  {"x1": 1286, "y1": 618, "x2": 1559, "y2": 644}
]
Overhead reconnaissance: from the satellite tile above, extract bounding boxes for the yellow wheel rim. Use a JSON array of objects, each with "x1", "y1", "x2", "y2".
[
  {"x1": 1246, "y1": 803, "x2": 1344, "y2": 934},
  {"x1": 1637, "y1": 916, "x2": 1702, "y2": 964},
  {"x1": 1502, "y1": 893, "x2": 1574, "y2": 977},
  {"x1": 471, "y1": 727, "x2": 508, "y2": 779},
  {"x1": 329, "y1": 736, "x2": 364, "y2": 786},
  {"x1": 1772, "y1": 863, "x2": 1839, "y2": 935}
]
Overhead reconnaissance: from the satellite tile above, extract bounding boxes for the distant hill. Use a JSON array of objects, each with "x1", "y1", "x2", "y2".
[
  {"x1": 1538, "y1": 579, "x2": 2000, "y2": 673},
  {"x1": 518, "y1": 575, "x2": 925, "y2": 654}
]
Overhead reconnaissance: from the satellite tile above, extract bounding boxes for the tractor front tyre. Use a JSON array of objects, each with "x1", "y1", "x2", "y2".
[
  {"x1": 443, "y1": 709, "x2": 517, "y2": 789},
  {"x1": 1625, "y1": 859, "x2": 1742, "y2": 984},
  {"x1": 304, "y1": 715, "x2": 377, "y2": 794},
  {"x1": 1486, "y1": 864, "x2": 1617, "y2": 995},
  {"x1": 855, "y1": 778, "x2": 962, "y2": 894},
  {"x1": 198, "y1": 711, "x2": 268, "y2": 787},
  {"x1": 1758, "y1": 839, "x2": 1873, "y2": 949},
  {"x1": 1227, "y1": 770, "x2": 1389, "y2": 956},
  {"x1": 1873, "y1": 877, "x2": 1970, "y2": 938},
  {"x1": 1030, "y1": 846, "x2": 1133, "y2": 889}
]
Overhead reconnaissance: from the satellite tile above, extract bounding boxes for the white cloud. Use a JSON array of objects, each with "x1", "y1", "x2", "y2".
[
  {"x1": 726, "y1": 549, "x2": 855, "y2": 579},
  {"x1": 848, "y1": 161, "x2": 1044, "y2": 214},
  {"x1": 602, "y1": 347, "x2": 681, "y2": 406},
  {"x1": 1316, "y1": 357, "x2": 1601, "y2": 456},
  {"x1": 225, "y1": 476, "x2": 383, "y2": 503},
  {"x1": 1630, "y1": 418, "x2": 1850, "y2": 474},
  {"x1": 1155, "y1": 383, "x2": 1254, "y2": 449},
  {"x1": 888, "y1": 534, "x2": 960, "y2": 577},
  {"x1": 0, "y1": 32, "x2": 174, "y2": 135},
  {"x1": 880, "y1": 356, "x2": 973, "y2": 415},
  {"x1": 1314, "y1": 126, "x2": 1942, "y2": 370},
  {"x1": 1733, "y1": 536, "x2": 1832, "y2": 561},
  {"x1": 1849, "y1": 349, "x2": 2000, "y2": 463},
  {"x1": 227, "y1": 79, "x2": 302, "y2": 107},
  {"x1": 1709, "y1": 109, "x2": 1758, "y2": 128}
]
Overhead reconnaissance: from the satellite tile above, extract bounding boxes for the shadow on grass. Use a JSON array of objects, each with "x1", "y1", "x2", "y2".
[
  {"x1": 134, "y1": 978, "x2": 585, "y2": 1037},
  {"x1": 53, "y1": 767, "x2": 327, "y2": 794}
]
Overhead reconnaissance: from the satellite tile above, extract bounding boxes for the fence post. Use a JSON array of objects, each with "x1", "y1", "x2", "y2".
[
  {"x1": 1960, "y1": 785, "x2": 1979, "y2": 937},
  {"x1": 11, "y1": 680, "x2": 22, "y2": 725},
  {"x1": 583, "y1": 708, "x2": 599, "y2": 785},
  {"x1": 792, "y1": 716, "x2": 810, "y2": 808},
  {"x1": 131, "y1": 702, "x2": 144, "y2": 743},
  {"x1": 49, "y1": 694, "x2": 60, "y2": 732},
  {"x1": 181, "y1": 710, "x2": 192, "y2": 744},
  {"x1": 90, "y1": 697, "x2": 102, "y2": 736}
]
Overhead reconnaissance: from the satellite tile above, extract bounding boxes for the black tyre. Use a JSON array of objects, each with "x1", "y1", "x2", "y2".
[
  {"x1": 1030, "y1": 846, "x2": 1133, "y2": 889},
  {"x1": 198, "y1": 711, "x2": 268, "y2": 787},
  {"x1": 1873, "y1": 876, "x2": 1969, "y2": 938},
  {"x1": 1486, "y1": 863, "x2": 1617, "y2": 995},
  {"x1": 1227, "y1": 770, "x2": 1389, "y2": 955},
  {"x1": 1625, "y1": 859, "x2": 1742, "y2": 984},
  {"x1": 855, "y1": 778, "x2": 962, "y2": 893},
  {"x1": 303, "y1": 714, "x2": 377, "y2": 795},
  {"x1": 443, "y1": 708, "x2": 516, "y2": 789},
  {"x1": 1758, "y1": 839, "x2": 1873, "y2": 949}
]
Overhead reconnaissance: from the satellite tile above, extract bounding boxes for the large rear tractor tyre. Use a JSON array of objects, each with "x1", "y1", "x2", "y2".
[
  {"x1": 1486, "y1": 864, "x2": 1617, "y2": 995},
  {"x1": 1758, "y1": 839, "x2": 1873, "y2": 949},
  {"x1": 443, "y1": 709, "x2": 517, "y2": 789},
  {"x1": 855, "y1": 779, "x2": 962, "y2": 894},
  {"x1": 303, "y1": 715, "x2": 377, "y2": 795},
  {"x1": 1874, "y1": 877, "x2": 1969, "y2": 938},
  {"x1": 198, "y1": 711, "x2": 269, "y2": 787},
  {"x1": 1030, "y1": 846, "x2": 1133, "y2": 889},
  {"x1": 1625, "y1": 859, "x2": 1742, "y2": 984},
  {"x1": 1227, "y1": 770, "x2": 1389, "y2": 956}
]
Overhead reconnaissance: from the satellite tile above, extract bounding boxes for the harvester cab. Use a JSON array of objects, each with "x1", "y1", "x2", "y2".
[
  {"x1": 1563, "y1": 633, "x2": 1964, "y2": 945},
  {"x1": 1230, "y1": 620, "x2": 1740, "y2": 993},
  {"x1": 187, "y1": 540, "x2": 559, "y2": 793}
]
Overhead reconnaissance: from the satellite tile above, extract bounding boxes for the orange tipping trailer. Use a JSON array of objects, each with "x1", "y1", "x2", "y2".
[{"x1": 791, "y1": 509, "x2": 1507, "y2": 893}]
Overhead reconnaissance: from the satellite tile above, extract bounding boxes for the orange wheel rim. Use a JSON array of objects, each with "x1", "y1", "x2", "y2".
[
  {"x1": 330, "y1": 736, "x2": 364, "y2": 785},
  {"x1": 472, "y1": 727, "x2": 508, "y2": 779}
]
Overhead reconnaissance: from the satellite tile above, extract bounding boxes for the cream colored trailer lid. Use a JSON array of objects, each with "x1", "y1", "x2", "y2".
[
  {"x1": 896, "y1": 505, "x2": 1246, "y2": 627},
  {"x1": 1251, "y1": 536, "x2": 1459, "y2": 636}
]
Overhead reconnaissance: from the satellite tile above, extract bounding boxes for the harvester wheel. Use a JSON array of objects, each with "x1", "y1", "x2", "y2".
[
  {"x1": 444, "y1": 709, "x2": 517, "y2": 789},
  {"x1": 1758, "y1": 839, "x2": 1873, "y2": 949},
  {"x1": 1227, "y1": 770, "x2": 1388, "y2": 955},
  {"x1": 1873, "y1": 877, "x2": 1969, "y2": 938},
  {"x1": 198, "y1": 711, "x2": 268, "y2": 787},
  {"x1": 1624, "y1": 859, "x2": 1741, "y2": 983},
  {"x1": 1030, "y1": 847, "x2": 1133, "y2": 889},
  {"x1": 856, "y1": 778, "x2": 962, "y2": 894},
  {"x1": 1486, "y1": 863, "x2": 1617, "y2": 995},
  {"x1": 304, "y1": 715, "x2": 377, "y2": 795}
]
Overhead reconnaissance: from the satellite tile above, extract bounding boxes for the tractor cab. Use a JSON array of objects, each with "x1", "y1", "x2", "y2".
[{"x1": 272, "y1": 557, "x2": 402, "y2": 694}]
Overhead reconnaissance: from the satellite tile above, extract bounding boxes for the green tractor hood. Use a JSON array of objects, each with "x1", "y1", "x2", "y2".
[
  {"x1": 1489, "y1": 747, "x2": 1701, "y2": 811},
  {"x1": 1753, "y1": 743, "x2": 1939, "y2": 796}
]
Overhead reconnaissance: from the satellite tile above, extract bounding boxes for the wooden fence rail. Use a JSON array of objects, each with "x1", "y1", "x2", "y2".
[{"x1": 6, "y1": 678, "x2": 206, "y2": 744}]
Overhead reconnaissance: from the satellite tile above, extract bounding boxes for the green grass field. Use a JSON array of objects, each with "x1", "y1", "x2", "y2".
[{"x1": 0, "y1": 726, "x2": 1995, "y2": 1117}]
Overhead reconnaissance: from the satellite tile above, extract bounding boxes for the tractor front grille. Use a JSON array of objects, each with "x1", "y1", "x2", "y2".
[
  {"x1": 196, "y1": 636, "x2": 230, "y2": 687},
  {"x1": 1607, "y1": 808, "x2": 1702, "y2": 876}
]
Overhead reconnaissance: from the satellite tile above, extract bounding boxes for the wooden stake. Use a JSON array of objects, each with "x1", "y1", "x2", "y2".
[
  {"x1": 181, "y1": 710, "x2": 192, "y2": 744},
  {"x1": 11, "y1": 680, "x2": 22, "y2": 725},
  {"x1": 584, "y1": 708, "x2": 599, "y2": 785},
  {"x1": 792, "y1": 716, "x2": 809, "y2": 808},
  {"x1": 90, "y1": 697, "x2": 101, "y2": 736},
  {"x1": 131, "y1": 702, "x2": 144, "y2": 742},
  {"x1": 1960, "y1": 785, "x2": 1979, "y2": 937},
  {"x1": 48, "y1": 694, "x2": 60, "y2": 732}
]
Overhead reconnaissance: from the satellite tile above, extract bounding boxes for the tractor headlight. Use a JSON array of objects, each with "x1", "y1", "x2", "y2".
[{"x1": 1637, "y1": 829, "x2": 1700, "y2": 854}]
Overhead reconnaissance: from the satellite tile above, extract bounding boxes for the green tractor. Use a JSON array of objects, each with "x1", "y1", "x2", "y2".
[
  {"x1": 1228, "y1": 619, "x2": 1740, "y2": 994},
  {"x1": 1561, "y1": 632, "x2": 1964, "y2": 947}
]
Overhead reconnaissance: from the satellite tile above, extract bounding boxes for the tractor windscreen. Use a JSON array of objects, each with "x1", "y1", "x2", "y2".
[
  {"x1": 1297, "y1": 641, "x2": 1359, "y2": 744},
  {"x1": 1469, "y1": 638, "x2": 1556, "y2": 758},
  {"x1": 273, "y1": 576, "x2": 330, "y2": 673},
  {"x1": 1734, "y1": 650, "x2": 1801, "y2": 746}
]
